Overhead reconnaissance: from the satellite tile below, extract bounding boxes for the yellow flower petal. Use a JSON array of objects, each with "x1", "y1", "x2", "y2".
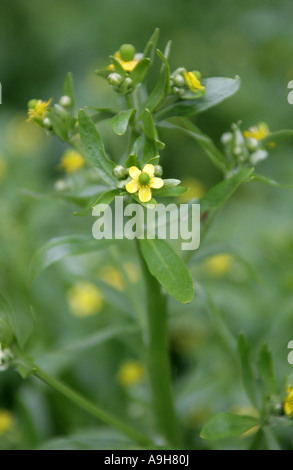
[
  {"x1": 149, "y1": 176, "x2": 164, "y2": 189},
  {"x1": 129, "y1": 166, "x2": 141, "y2": 179},
  {"x1": 142, "y1": 164, "x2": 155, "y2": 177},
  {"x1": 138, "y1": 186, "x2": 152, "y2": 202},
  {"x1": 126, "y1": 179, "x2": 140, "y2": 194}
]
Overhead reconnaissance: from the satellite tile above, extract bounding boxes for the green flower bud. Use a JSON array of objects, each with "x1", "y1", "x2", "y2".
[
  {"x1": 120, "y1": 77, "x2": 134, "y2": 95},
  {"x1": 154, "y1": 165, "x2": 163, "y2": 177},
  {"x1": 119, "y1": 44, "x2": 136, "y2": 62},
  {"x1": 108, "y1": 73, "x2": 123, "y2": 87},
  {"x1": 59, "y1": 95, "x2": 72, "y2": 107},
  {"x1": 172, "y1": 86, "x2": 180, "y2": 94},
  {"x1": 178, "y1": 88, "x2": 186, "y2": 97},
  {"x1": 191, "y1": 70, "x2": 201, "y2": 80},
  {"x1": 221, "y1": 132, "x2": 233, "y2": 145},
  {"x1": 173, "y1": 74, "x2": 185, "y2": 87},
  {"x1": 43, "y1": 117, "x2": 52, "y2": 130},
  {"x1": 28, "y1": 99, "x2": 38, "y2": 109},
  {"x1": 113, "y1": 165, "x2": 128, "y2": 179},
  {"x1": 233, "y1": 146, "x2": 243, "y2": 157},
  {"x1": 245, "y1": 137, "x2": 259, "y2": 152}
]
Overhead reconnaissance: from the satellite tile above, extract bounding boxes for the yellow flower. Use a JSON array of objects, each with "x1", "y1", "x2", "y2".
[
  {"x1": 284, "y1": 386, "x2": 293, "y2": 417},
  {"x1": 59, "y1": 150, "x2": 85, "y2": 174},
  {"x1": 26, "y1": 98, "x2": 52, "y2": 122},
  {"x1": 98, "y1": 265, "x2": 124, "y2": 291},
  {"x1": 113, "y1": 51, "x2": 138, "y2": 72},
  {"x1": 126, "y1": 164, "x2": 164, "y2": 203},
  {"x1": 67, "y1": 281, "x2": 103, "y2": 317},
  {"x1": 116, "y1": 360, "x2": 144, "y2": 386},
  {"x1": 205, "y1": 254, "x2": 233, "y2": 276},
  {"x1": 0, "y1": 410, "x2": 13, "y2": 435},
  {"x1": 183, "y1": 70, "x2": 205, "y2": 93},
  {"x1": 243, "y1": 123, "x2": 270, "y2": 141}
]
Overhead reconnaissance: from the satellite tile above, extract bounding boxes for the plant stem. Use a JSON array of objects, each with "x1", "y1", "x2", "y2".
[
  {"x1": 33, "y1": 367, "x2": 155, "y2": 449},
  {"x1": 137, "y1": 241, "x2": 182, "y2": 448}
]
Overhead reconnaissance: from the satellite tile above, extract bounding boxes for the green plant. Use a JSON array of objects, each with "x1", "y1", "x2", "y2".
[{"x1": 1, "y1": 28, "x2": 293, "y2": 450}]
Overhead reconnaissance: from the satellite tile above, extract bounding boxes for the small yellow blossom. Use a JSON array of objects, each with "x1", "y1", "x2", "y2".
[
  {"x1": 205, "y1": 254, "x2": 233, "y2": 276},
  {"x1": 243, "y1": 123, "x2": 270, "y2": 141},
  {"x1": 113, "y1": 52, "x2": 138, "y2": 72},
  {"x1": 98, "y1": 265, "x2": 124, "y2": 291},
  {"x1": 67, "y1": 281, "x2": 103, "y2": 317},
  {"x1": 116, "y1": 360, "x2": 144, "y2": 386},
  {"x1": 183, "y1": 70, "x2": 205, "y2": 93},
  {"x1": 59, "y1": 150, "x2": 85, "y2": 174},
  {"x1": 0, "y1": 410, "x2": 14, "y2": 435},
  {"x1": 26, "y1": 98, "x2": 52, "y2": 122},
  {"x1": 284, "y1": 386, "x2": 293, "y2": 417},
  {"x1": 126, "y1": 164, "x2": 164, "y2": 203}
]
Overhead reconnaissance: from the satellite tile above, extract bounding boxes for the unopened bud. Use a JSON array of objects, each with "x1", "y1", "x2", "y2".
[
  {"x1": 173, "y1": 74, "x2": 185, "y2": 87},
  {"x1": 221, "y1": 132, "x2": 233, "y2": 145},
  {"x1": 154, "y1": 165, "x2": 163, "y2": 177},
  {"x1": 28, "y1": 99, "x2": 38, "y2": 109},
  {"x1": 119, "y1": 44, "x2": 136, "y2": 62},
  {"x1": 59, "y1": 95, "x2": 72, "y2": 107},
  {"x1": 113, "y1": 165, "x2": 128, "y2": 179},
  {"x1": 120, "y1": 77, "x2": 134, "y2": 95},
  {"x1": 43, "y1": 117, "x2": 52, "y2": 130},
  {"x1": 245, "y1": 137, "x2": 259, "y2": 152},
  {"x1": 108, "y1": 73, "x2": 123, "y2": 87}
]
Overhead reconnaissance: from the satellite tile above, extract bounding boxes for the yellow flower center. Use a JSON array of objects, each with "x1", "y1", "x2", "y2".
[
  {"x1": 139, "y1": 172, "x2": 150, "y2": 185},
  {"x1": 59, "y1": 150, "x2": 85, "y2": 174}
]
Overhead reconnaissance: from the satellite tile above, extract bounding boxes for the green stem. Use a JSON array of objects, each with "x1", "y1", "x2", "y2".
[
  {"x1": 33, "y1": 367, "x2": 155, "y2": 449},
  {"x1": 137, "y1": 241, "x2": 182, "y2": 448}
]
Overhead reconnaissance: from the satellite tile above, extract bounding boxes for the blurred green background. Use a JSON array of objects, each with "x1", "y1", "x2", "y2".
[{"x1": 1, "y1": 0, "x2": 293, "y2": 450}]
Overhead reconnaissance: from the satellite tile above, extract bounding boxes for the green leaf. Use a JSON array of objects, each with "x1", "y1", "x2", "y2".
[
  {"x1": 142, "y1": 109, "x2": 165, "y2": 164},
  {"x1": 143, "y1": 28, "x2": 160, "y2": 60},
  {"x1": 62, "y1": 72, "x2": 75, "y2": 109},
  {"x1": 130, "y1": 58, "x2": 151, "y2": 85},
  {"x1": 158, "y1": 120, "x2": 227, "y2": 173},
  {"x1": 238, "y1": 334, "x2": 260, "y2": 409},
  {"x1": 125, "y1": 153, "x2": 141, "y2": 168},
  {"x1": 139, "y1": 49, "x2": 170, "y2": 119},
  {"x1": 29, "y1": 235, "x2": 112, "y2": 284},
  {"x1": 0, "y1": 292, "x2": 34, "y2": 349},
  {"x1": 200, "y1": 413, "x2": 259, "y2": 441},
  {"x1": 21, "y1": 185, "x2": 107, "y2": 208},
  {"x1": 91, "y1": 189, "x2": 120, "y2": 207},
  {"x1": 139, "y1": 239, "x2": 194, "y2": 303},
  {"x1": 109, "y1": 109, "x2": 135, "y2": 136},
  {"x1": 258, "y1": 344, "x2": 280, "y2": 397},
  {"x1": 200, "y1": 168, "x2": 254, "y2": 214},
  {"x1": 252, "y1": 173, "x2": 293, "y2": 190},
  {"x1": 261, "y1": 129, "x2": 293, "y2": 146},
  {"x1": 78, "y1": 110, "x2": 116, "y2": 186},
  {"x1": 37, "y1": 427, "x2": 140, "y2": 450},
  {"x1": 14, "y1": 352, "x2": 37, "y2": 379},
  {"x1": 155, "y1": 76, "x2": 241, "y2": 121}
]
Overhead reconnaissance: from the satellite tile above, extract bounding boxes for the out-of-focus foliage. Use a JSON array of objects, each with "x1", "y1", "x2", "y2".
[{"x1": 1, "y1": 0, "x2": 293, "y2": 450}]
